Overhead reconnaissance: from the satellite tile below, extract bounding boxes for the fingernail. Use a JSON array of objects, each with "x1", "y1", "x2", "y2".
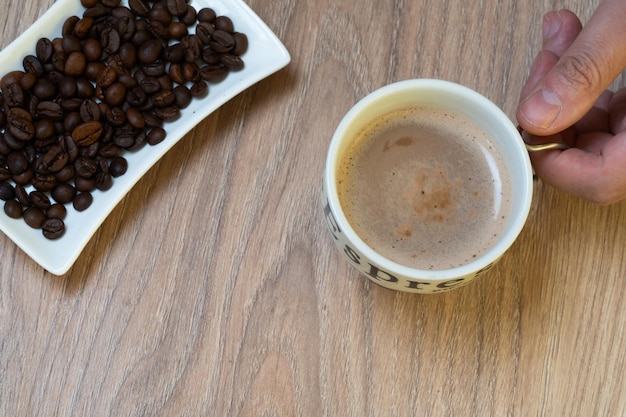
[
  {"x1": 542, "y1": 11, "x2": 561, "y2": 40},
  {"x1": 519, "y1": 89, "x2": 562, "y2": 130}
]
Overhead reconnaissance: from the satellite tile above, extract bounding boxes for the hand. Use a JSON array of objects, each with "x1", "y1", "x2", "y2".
[{"x1": 516, "y1": 1, "x2": 626, "y2": 205}]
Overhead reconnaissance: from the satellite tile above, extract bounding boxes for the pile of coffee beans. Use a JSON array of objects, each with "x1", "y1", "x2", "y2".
[{"x1": 0, "y1": 0, "x2": 248, "y2": 239}]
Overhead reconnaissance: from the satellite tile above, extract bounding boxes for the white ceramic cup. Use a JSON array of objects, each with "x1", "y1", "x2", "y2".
[{"x1": 322, "y1": 79, "x2": 533, "y2": 294}]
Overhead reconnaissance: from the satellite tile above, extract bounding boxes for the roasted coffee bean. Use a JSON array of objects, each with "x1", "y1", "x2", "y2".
[
  {"x1": 126, "y1": 86, "x2": 147, "y2": 107},
  {"x1": 0, "y1": 182, "x2": 15, "y2": 201},
  {"x1": 72, "y1": 120, "x2": 103, "y2": 146},
  {"x1": 164, "y1": 43, "x2": 184, "y2": 62},
  {"x1": 36, "y1": 38, "x2": 54, "y2": 62},
  {"x1": 106, "y1": 107, "x2": 127, "y2": 127},
  {"x1": 197, "y1": 7, "x2": 216, "y2": 23},
  {"x1": 82, "y1": 39, "x2": 102, "y2": 63},
  {"x1": 4, "y1": 82, "x2": 26, "y2": 107},
  {"x1": 138, "y1": 39, "x2": 163, "y2": 65},
  {"x1": 153, "y1": 89, "x2": 176, "y2": 107},
  {"x1": 7, "y1": 114, "x2": 35, "y2": 142},
  {"x1": 210, "y1": 30, "x2": 235, "y2": 53},
  {"x1": 46, "y1": 204, "x2": 66, "y2": 220},
  {"x1": 14, "y1": 185, "x2": 30, "y2": 206},
  {"x1": 166, "y1": 0, "x2": 188, "y2": 17},
  {"x1": 0, "y1": 167, "x2": 10, "y2": 182},
  {"x1": 146, "y1": 127, "x2": 166, "y2": 146},
  {"x1": 58, "y1": 76, "x2": 78, "y2": 98},
  {"x1": 173, "y1": 85, "x2": 192, "y2": 108},
  {"x1": 129, "y1": 0, "x2": 151, "y2": 17},
  {"x1": 199, "y1": 64, "x2": 227, "y2": 82},
  {"x1": 63, "y1": 111, "x2": 82, "y2": 134},
  {"x1": 181, "y1": 5, "x2": 197, "y2": 26},
  {"x1": 23, "y1": 55, "x2": 44, "y2": 77},
  {"x1": 75, "y1": 175, "x2": 97, "y2": 192},
  {"x1": 23, "y1": 207, "x2": 46, "y2": 228},
  {"x1": 29, "y1": 191, "x2": 51, "y2": 210},
  {"x1": 31, "y1": 174, "x2": 57, "y2": 192},
  {"x1": 233, "y1": 33, "x2": 249, "y2": 56},
  {"x1": 169, "y1": 21, "x2": 188, "y2": 39},
  {"x1": 215, "y1": 16, "x2": 234, "y2": 32},
  {"x1": 42, "y1": 145, "x2": 69, "y2": 173},
  {"x1": 195, "y1": 22, "x2": 214, "y2": 44},
  {"x1": 20, "y1": 72, "x2": 38, "y2": 90},
  {"x1": 52, "y1": 183, "x2": 76, "y2": 204},
  {"x1": 154, "y1": 106, "x2": 180, "y2": 122},
  {"x1": 113, "y1": 128, "x2": 135, "y2": 148},
  {"x1": 42, "y1": 218, "x2": 65, "y2": 239},
  {"x1": 139, "y1": 76, "x2": 161, "y2": 94},
  {"x1": 74, "y1": 157, "x2": 98, "y2": 179},
  {"x1": 55, "y1": 166, "x2": 75, "y2": 183},
  {"x1": 36, "y1": 101, "x2": 64, "y2": 120},
  {"x1": 181, "y1": 35, "x2": 202, "y2": 62},
  {"x1": 104, "y1": 82, "x2": 127, "y2": 106},
  {"x1": 142, "y1": 60, "x2": 166, "y2": 77},
  {"x1": 221, "y1": 54, "x2": 244, "y2": 71},
  {"x1": 4, "y1": 199, "x2": 23, "y2": 219},
  {"x1": 79, "y1": 99, "x2": 102, "y2": 122},
  {"x1": 33, "y1": 79, "x2": 57, "y2": 100},
  {"x1": 62, "y1": 35, "x2": 82, "y2": 54},
  {"x1": 190, "y1": 81, "x2": 208, "y2": 98},
  {"x1": 126, "y1": 107, "x2": 145, "y2": 129},
  {"x1": 74, "y1": 17, "x2": 94, "y2": 39},
  {"x1": 62, "y1": 16, "x2": 80, "y2": 38},
  {"x1": 96, "y1": 171, "x2": 113, "y2": 191},
  {"x1": 12, "y1": 168, "x2": 35, "y2": 186},
  {"x1": 73, "y1": 192, "x2": 93, "y2": 211},
  {"x1": 65, "y1": 51, "x2": 87, "y2": 77},
  {"x1": 182, "y1": 62, "x2": 200, "y2": 82},
  {"x1": 101, "y1": 27, "x2": 122, "y2": 54},
  {"x1": 109, "y1": 156, "x2": 128, "y2": 176},
  {"x1": 6, "y1": 151, "x2": 29, "y2": 174}
]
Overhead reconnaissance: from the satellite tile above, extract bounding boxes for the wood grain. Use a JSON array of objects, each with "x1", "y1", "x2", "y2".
[{"x1": 3, "y1": 0, "x2": 626, "y2": 416}]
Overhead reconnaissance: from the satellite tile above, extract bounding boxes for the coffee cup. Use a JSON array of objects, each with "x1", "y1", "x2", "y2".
[{"x1": 322, "y1": 79, "x2": 533, "y2": 294}]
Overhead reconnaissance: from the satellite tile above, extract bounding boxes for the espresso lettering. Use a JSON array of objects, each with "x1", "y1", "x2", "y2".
[
  {"x1": 343, "y1": 244, "x2": 360, "y2": 264},
  {"x1": 323, "y1": 201, "x2": 341, "y2": 240},
  {"x1": 405, "y1": 280, "x2": 432, "y2": 290},
  {"x1": 366, "y1": 264, "x2": 398, "y2": 283},
  {"x1": 436, "y1": 278, "x2": 466, "y2": 289}
]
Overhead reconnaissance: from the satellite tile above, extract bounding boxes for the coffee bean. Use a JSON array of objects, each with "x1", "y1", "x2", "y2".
[
  {"x1": 29, "y1": 191, "x2": 51, "y2": 210},
  {"x1": 138, "y1": 39, "x2": 163, "y2": 65},
  {"x1": 109, "y1": 156, "x2": 128, "y2": 176},
  {"x1": 51, "y1": 183, "x2": 76, "y2": 204},
  {"x1": 65, "y1": 51, "x2": 87, "y2": 77},
  {"x1": 4, "y1": 199, "x2": 23, "y2": 218},
  {"x1": 72, "y1": 120, "x2": 103, "y2": 146},
  {"x1": 73, "y1": 192, "x2": 93, "y2": 211},
  {"x1": 197, "y1": 8, "x2": 216, "y2": 23},
  {"x1": 23, "y1": 207, "x2": 46, "y2": 228},
  {"x1": 42, "y1": 218, "x2": 65, "y2": 239},
  {"x1": 36, "y1": 38, "x2": 54, "y2": 63},
  {"x1": 129, "y1": 0, "x2": 151, "y2": 17},
  {"x1": 46, "y1": 203, "x2": 67, "y2": 220},
  {"x1": 0, "y1": 182, "x2": 15, "y2": 201},
  {"x1": 166, "y1": 0, "x2": 188, "y2": 17}
]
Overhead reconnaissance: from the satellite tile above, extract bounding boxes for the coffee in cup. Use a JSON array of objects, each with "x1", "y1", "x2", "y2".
[{"x1": 323, "y1": 79, "x2": 533, "y2": 293}]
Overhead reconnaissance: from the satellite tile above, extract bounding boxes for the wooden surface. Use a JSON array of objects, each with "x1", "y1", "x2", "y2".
[{"x1": 2, "y1": 0, "x2": 626, "y2": 416}]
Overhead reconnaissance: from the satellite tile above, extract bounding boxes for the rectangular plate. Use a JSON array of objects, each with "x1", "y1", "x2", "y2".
[{"x1": 0, "y1": 0, "x2": 291, "y2": 275}]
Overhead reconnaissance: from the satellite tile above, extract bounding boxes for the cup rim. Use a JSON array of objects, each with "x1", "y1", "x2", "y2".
[{"x1": 324, "y1": 78, "x2": 533, "y2": 280}]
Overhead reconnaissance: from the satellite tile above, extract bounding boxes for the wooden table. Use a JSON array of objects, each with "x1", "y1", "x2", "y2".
[{"x1": 3, "y1": 0, "x2": 626, "y2": 415}]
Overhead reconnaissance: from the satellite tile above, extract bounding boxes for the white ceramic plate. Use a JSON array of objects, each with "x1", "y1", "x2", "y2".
[{"x1": 0, "y1": 0, "x2": 290, "y2": 275}]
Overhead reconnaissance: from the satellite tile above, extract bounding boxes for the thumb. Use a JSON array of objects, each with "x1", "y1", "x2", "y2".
[{"x1": 517, "y1": 0, "x2": 626, "y2": 136}]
